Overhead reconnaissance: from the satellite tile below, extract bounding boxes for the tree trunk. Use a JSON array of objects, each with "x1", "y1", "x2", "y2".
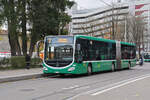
[
  {"x1": 16, "y1": 39, "x2": 22, "y2": 56},
  {"x1": 7, "y1": 0, "x2": 21, "y2": 56},
  {"x1": 29, "y1": 39, "x2": 36, "y2": 57},
  {"x1": 8, "y1": 22, "x2": 16, "y2": 56},
  {"x1": 21, "y1": 0, "x2": 27, "y2": 56}
]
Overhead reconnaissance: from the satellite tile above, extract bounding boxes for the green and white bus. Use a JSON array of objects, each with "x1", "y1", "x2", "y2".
[
  {"x1": 42, "y1": 35, "x2": 136, "y2": 75},
  {"x1": 143, "y1": 52, "x2": 150, "y2": 62}
]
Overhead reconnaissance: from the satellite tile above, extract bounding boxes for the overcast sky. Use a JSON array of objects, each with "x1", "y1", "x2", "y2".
[{"x1": 74, "y1": 0, "x2": 126, "y2": 9}]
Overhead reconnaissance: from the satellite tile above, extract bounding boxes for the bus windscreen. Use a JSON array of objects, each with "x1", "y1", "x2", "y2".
[{"x1": 44, "y1": 36, "x2": 74, "y2": 67}]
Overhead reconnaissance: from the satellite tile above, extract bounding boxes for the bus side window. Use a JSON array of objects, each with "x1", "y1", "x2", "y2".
[
  {"x1": 75, "y1": 38, "x2": 87, "y2": 62},
  {"x1": 96, "y1": 50, "x2": 100, "y2": 60},
  {"x1": 108, "y1": 43, "x2": 113, "y2": 60},
  {"x1": 121, "y1": 45, "x2": 128, "y2": 59},
  {"x1": 112, "y1": 44, "x2": 116, "y2": 59}
]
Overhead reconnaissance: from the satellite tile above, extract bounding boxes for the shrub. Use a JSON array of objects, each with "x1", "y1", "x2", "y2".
[
  {"x1": 0, "y1": 58, "x2": 11, "y2": 67},
  {"x1": 0, "y1": 56, "x2": 42, "y2": 70},
  {"x1": 31, "y1": 58, "x2": 41, "y2": 65},
  {"x1": 11, "y1": 56, "x2": 26, "y2": 69},
  {"x1": 30, "y1": 58, "x2": 42, "y2": 68}
]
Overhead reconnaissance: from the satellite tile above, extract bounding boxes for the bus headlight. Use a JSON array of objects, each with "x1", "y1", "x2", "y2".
[
  {"x1": 68, "y1": 67, "x2": 75, "y2": 71},
  {"x1": 43, "y1": 67, "x2": 48, "y2": 71}
]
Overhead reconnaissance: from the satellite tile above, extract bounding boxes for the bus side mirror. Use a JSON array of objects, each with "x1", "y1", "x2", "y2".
[{"x1": 36, "y1": 40, "x2": 44, "y2": 59}]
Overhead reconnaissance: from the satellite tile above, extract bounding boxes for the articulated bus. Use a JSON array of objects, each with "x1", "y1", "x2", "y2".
[
  {"x1": 143, "y1": 52, "x2": 150, "y2": 62},
  {"x1": 42, "y1": 35, "x2": 136, "y2": 75}
]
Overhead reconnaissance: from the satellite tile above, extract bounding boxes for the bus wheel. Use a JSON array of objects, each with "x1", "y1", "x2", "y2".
[
  {"x1": 87, "y1": 64, "x2": 92, "y2": 75},
  {"x1": 112, "y1": 64, "x2": 115, "y2": 72},
  {"x1": 128, "y1": 63, "x2": 131, "y2": 69}
]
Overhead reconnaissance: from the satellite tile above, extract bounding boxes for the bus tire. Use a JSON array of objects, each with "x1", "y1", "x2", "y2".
[
  {"x1": 87, "y1": 64, "x2": 92, "y2": 75},
  {"x1": 112, "y1": 64, "x2": 115, "y2": 72},
  {"x1": 128, "y1": 63, "x2": 131, "y2": 69}
]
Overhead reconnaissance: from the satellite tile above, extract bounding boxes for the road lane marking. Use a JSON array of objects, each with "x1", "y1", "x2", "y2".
[
  {"x1": 91, "y1": 74, "x2": 150, "y2": 96},
  {"x1": 66, "y1": 74, "x2": 150, "y2": 100},
  {"x1": 74, "y1": 86, "x2": 90, "y2": 91},
  {"x1": 62, "y1": 85, "x2": 79, "y2": 90}
]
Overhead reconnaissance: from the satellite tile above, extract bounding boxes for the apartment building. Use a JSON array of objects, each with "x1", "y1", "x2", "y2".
[
  {"x1": 69, "y1": 0, "x2": 150, "y2": 51},
  {"x1": 70, "y1": 3, "x2": 129, "y2": 39}
]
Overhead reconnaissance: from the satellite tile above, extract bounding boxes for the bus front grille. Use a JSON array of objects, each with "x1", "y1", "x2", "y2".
[{"x1": 45, "y1": 61, "x2": 72, "y2": 67}]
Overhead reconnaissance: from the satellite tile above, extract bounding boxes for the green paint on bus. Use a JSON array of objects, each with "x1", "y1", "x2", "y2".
[{"x1": 42, "y1": 35, "x2": 136, "y2": 75}]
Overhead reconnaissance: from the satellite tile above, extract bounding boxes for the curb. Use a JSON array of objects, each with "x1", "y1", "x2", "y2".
[{"x1": 0, "y1": 73, "x2": 43, "y2": 83}]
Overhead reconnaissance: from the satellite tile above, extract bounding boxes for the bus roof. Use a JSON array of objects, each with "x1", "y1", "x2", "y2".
[
  {"x1": 75, "y1": 35, "x2": 135, "y2": 46},
  {"x1": 120, "y1": 41, "x2": 135, "y2": 46}
]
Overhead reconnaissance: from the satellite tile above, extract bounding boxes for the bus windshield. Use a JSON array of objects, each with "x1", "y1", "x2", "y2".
[{"x1": 44, "y1": 36, "x2": 74, "y2": 67}]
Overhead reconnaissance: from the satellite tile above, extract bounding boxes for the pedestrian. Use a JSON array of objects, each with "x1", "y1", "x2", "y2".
[
  {"x1": 139, "y1": 55, "x2": 143, "y2": 66},
  {"x1": 25, "y1": 54, "x2": 31, "y2": 69}
]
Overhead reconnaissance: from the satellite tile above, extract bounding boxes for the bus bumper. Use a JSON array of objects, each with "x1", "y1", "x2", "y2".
[{"x1": 42, "y1": 63, "x2": 88, "y2": 75}]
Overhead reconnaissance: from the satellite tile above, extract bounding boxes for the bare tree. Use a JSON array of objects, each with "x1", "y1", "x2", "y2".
[
  {"x1": 97, "y1": 0, "x2": 121, "y2": 40},
  {"x1": 119, "y1": 14, "x2": 147, "y2": 55},
  {"x1": 72, "y1": 1, "x2": 127, "y2": 40},
  {"x1": 77, "y1": 6, "x2": 123, "y2": 39},
  {"x1": 79, "y1": 17, "x2": 97, "y2": 36}
]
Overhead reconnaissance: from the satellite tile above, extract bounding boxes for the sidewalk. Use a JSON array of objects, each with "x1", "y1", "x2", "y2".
[{"x1": 0, "y1": 68, "x2": 43, "y2": 83}]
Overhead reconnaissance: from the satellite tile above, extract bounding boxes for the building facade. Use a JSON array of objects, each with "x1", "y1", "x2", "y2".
[
  {"x1": 70, "y1": 0, "x2": 150, "y2": 51},
  {"x1": 128, "y1": 0, "x2": 150, "y2": 51},
  {"x1": 70, "y1": 3, "x2": 129, "y2": 39}
]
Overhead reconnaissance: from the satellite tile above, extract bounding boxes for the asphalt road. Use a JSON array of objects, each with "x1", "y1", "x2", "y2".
[{"x1": 0, "y1": 63, "x2": 150, "y2": 100}]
